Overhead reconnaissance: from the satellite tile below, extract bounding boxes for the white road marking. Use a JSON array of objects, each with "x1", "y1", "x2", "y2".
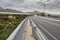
[
  {"x1": 31, "y1": 19, "x2": 58, "y2": 40},
  {"x1": 31, "y1": 19, "x2": 48, "y2": 40},
  {"x1": 36, "y1": 28, "x2": 48, "y2": 40},
  {"x1": 38, "y1": 16, "x2": 60, "y2": 22},
  {"x1": 40, "y1": 18, "x2": 60, "y2": 27},
  {"x1": 35, "y1": 21, "x2": 58, "y2": 40}
]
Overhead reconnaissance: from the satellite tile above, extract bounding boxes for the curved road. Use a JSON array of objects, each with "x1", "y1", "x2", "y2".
[{"x1": 30, "y1": 16, "x2": 60, "y2": 40}]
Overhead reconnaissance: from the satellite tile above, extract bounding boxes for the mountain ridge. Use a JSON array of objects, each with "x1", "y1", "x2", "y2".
[{"x1": 0, "y1": 7, "x2": 23, "y2": 13}]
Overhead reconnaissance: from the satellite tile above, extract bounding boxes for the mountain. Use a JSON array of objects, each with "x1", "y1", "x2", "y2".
[
  {"x1": 0, "y1": 7, "x2": 23, "y2": 13},
  {"x1": 0, "y1": 7, "x2": 4, "y2": 10}
]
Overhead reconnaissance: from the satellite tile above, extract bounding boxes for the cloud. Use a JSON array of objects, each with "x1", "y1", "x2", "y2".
[{"x1": 0, "y1": 0, "x2": 60, "y2": 13}]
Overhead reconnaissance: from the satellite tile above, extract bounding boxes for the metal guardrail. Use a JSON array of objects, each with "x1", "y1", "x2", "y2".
[
  {"x1": 6, "y1": 18, "x2": 26, "y2": 40},
  {"x1": 30, "y1": 19, "x2": 48, "y2": 40}
]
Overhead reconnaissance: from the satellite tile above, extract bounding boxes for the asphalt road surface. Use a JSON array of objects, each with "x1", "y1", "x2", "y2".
[{"x1": 29, "y1": 16, "x2": 60, "y2": 40}]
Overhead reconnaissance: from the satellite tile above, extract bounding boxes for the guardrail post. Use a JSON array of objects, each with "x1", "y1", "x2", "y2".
[
  {"x1": 30, "y1": 19, "x2": 48, "y2": 40},
  {"x1": 30, "y1": 19, "x2": 37, "y2": 38}
]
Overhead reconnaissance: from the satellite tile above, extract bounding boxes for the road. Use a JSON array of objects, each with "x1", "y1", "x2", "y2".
[
  {"x1": 29, "y1": 16, "x2": 60, "y2": 40},
  {"x1": 7, "y1": 16, "x2": 60, "y2": 40}
]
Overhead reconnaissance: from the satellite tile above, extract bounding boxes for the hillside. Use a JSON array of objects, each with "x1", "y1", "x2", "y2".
[{"x1": 0, "y1": 7, "x2": 23, "y2": 13}]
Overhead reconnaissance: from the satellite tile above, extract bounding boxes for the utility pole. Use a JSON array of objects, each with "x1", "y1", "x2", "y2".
[
  {"x1": 34, "y1": 1, "x2": 41, "y2": 16},
  {"x1": 34, "y1": 0, "x2": 46, "y2": 16},
  {"x1": 43, "y1": 2, "x2": 45, "y2": 13}
]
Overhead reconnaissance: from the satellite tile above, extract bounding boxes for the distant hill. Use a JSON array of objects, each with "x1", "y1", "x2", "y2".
[
  {"x1": 0, "y1": 7, "x2": 23, "y2": 13},
  {"x1": 0, "y1": 7, "x2": 4, "y2": 10}
]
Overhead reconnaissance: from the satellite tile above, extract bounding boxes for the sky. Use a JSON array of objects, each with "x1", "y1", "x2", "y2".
[{"x1": 0, "y1": 0, "x2": 60, "y2": 14}]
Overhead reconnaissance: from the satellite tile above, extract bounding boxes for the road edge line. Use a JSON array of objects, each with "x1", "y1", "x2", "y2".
[{"x1": 34, "y1": 20, "x2": 58, "y2": 40}]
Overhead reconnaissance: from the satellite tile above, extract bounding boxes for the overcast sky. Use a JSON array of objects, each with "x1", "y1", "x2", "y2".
[{"x1": 0, "y1": 0, "x2": 60, "y2": 14}]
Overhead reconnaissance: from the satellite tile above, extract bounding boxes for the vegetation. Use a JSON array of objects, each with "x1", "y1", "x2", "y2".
[
  {"x1": 30, "y1": 12, "x2": 34, "y2": 16},
  {"x1": 38, "y1": 12, "x2": 60, "y2": 18},
  {"x1": 38, "y1": 12, "x2": 45, "y2": 16},
  {"x1": 0, "y1": 14, "x2": 28, "y2": 40},
  {"x1": 49, "y1": 14, "x2": 60, "y2": 18}
]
